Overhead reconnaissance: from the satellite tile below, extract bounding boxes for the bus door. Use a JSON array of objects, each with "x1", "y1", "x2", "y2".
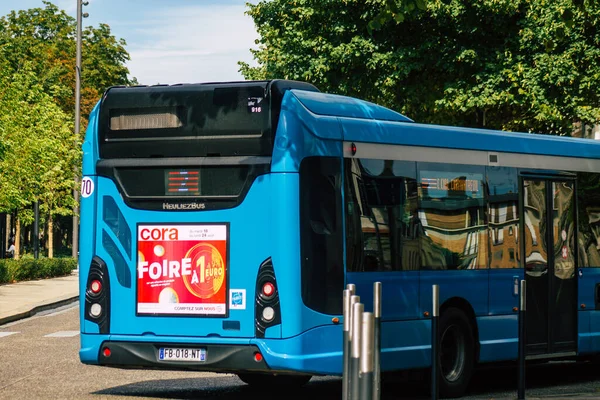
[{"x1": 522, "y1": 178, "x2": 577, "y2": 355}]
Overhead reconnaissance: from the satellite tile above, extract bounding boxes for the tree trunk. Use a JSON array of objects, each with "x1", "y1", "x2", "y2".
[
  {"x1": 5, "y1": 214, "x2": 11, "y2": 251},
  {"x1": 15, "y1": 218, "x2": 20, "y2": 260},
  {"x1": 48, "y1": 215, "x2": 54, "y2": 259}
]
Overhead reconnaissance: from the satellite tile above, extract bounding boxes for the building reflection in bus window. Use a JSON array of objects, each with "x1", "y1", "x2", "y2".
[
  {"x1": 553, "y1": 181, "x2": 575, "y2": 280},
  {"x1": 418, "y1": 163, "x2": 487, "y2": 270},
  {"x1": 487, "y1": 167, "x2": 519, "y2": 269},
  {"x1": 344, "y1": 159, "x2": 419, "y2": 272},
  {"x1": 523, "y1": 180, "x2": 547, "y2": 276}
]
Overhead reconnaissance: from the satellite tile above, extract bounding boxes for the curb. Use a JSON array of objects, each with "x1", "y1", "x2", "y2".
[{"x1": 0, "y1": 295, "x2": 79, "y2": 326}]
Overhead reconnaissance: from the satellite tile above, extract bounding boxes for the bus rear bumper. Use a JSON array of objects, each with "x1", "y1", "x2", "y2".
[
  {"x1": 96, "y1": 341, "x2": 268, "y2": 373},
  {"x1": 80, "y1": 325, "x2": 342, "y2": 375},
  {"x1": 81, "y1": 333, "x2": 270, "y2": 372}
]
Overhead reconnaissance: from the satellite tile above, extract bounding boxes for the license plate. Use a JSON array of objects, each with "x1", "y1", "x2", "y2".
[{"x1": 158, "y1": 347, "x2": 206, "y2": 362}]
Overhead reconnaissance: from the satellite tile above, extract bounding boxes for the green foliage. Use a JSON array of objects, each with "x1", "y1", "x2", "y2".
[
  {"x1": 241, "y1": 0, "x2": 600, "y2": 135},
  {"x1": 0, "y1": 62, "x2": 79, "y2": 221},
  {"x1": 0, "y1": 2, "x2": 136, "y2": 120},
  {"x1": 0, "y1": 257, "x2": 77, "y2": 284},
  {"x1": 368, "y1": 0, "x2": 428, "y2": 34}
]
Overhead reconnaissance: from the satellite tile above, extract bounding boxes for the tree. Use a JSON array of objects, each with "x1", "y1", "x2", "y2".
[
  {"x1": 240, "y1": 0, "x2": 600, "y2": 135},
  {"x1": 0, "y1": 62, "x2": 78, "y2": 258}
]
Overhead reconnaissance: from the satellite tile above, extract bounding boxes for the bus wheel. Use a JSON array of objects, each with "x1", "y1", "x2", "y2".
[
  {"x1": 437, "y1": 307, "x2": 475, "y2": 398},
  {"x1": 237, "y1": 373, "x2": 312, "y2": 388}
]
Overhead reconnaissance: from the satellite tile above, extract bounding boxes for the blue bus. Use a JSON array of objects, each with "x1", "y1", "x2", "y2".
[{"x1": 79, "y1": 80, "x2": 600, "y2": 398}]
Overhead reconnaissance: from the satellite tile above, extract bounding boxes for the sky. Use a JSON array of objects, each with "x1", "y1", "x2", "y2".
[{"x1": 0, "y1": 0, "x2": 259, "y2": 85}]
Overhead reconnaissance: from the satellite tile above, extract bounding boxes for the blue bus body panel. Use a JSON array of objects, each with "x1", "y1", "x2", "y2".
[
  {"x1": 379, "y1": 319, "x2": 431, "y2": 370},
  {"x1": 271, "y1": 92, "x2": 343, "y2": 173},
  {"x1": 488, "y1": 269, "x2": 521, "y2": 315},
  {"x1": 256, "y1": 325, "x2": 343, "y2": 374},
  {"x1": 82, "y1": 103, "x2": 100, "y2": 177},
  {"x1": 257, "y1": 319, "x2": 432, "y2": 374},
  {"x1": 79, "y1": 171, "x2": 97, "y2": 333},
  {"x1": 477, "y1": 315, "x2": 518, "y2": 362},
  {"x1": 419, "y1": 270, "x2": 489, "y2": 316},
  {"x1": 578, "y1": 268, "x2": 600, "y2": 354},
  {"x1": 579, "y1": 311, "x2": 592, "y2": 354},
  {"x1": 347, "y1": 271, "x2": 420, "y2": 321},
  {"x1": 80, "y1": 333, "x2": 103, "y2": 364}
]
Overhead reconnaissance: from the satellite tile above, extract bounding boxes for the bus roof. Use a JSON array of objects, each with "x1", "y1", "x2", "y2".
[
  {"x1": 289, "y1": 89, "x2": 600, "y2": 160},
  {"x1": 288, "y1": 89, "x2": 413, "y2": 123}
]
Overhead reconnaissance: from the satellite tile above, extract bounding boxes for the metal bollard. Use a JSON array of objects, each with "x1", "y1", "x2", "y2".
[
  {"x1": 373, "y1": 282, "x2": 382, "y2": 400},
  {"x1": 342, "y1": 295, "x2": 360, "y2": 400},
  {"x1": 342, "y1": 289, "x2": 352, "y2": 400},
  {"x1": 359, "y1": 312, "x2": 375, "y2": 400},
  {"x1": 347, "y1": 283, "x2": 356, "y2": 295},
  {"x1": 518, "y1": 280, "x2": 526, "y2": 400},
  {"x1": 349, "y1": 302, "x2": 363, "y2": 400},
  {"x1": 348, "y1": 295, "x2": 360, "y2": 344},
  {"x1": 431, "y1": 285, "x2": 439, "y2": 400}
]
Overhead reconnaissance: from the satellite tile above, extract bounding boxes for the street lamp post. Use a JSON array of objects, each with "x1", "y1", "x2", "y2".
[{"x1": 73, "y1": 0, "x2": 88, "y2": 259}]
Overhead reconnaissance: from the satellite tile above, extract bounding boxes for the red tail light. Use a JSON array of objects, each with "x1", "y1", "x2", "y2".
[
  {"x1": 90, "y1": 279, "x2": 102, "y2": 294},
  {"x1": 262, "y1": 282, "x2": 275, "y2": 297}
]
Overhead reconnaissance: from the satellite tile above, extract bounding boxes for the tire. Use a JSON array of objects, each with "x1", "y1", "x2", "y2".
[
  {"x1": 437, "y1": 307, "x2": 475, "y2": 398},
  {"x1": 237, "y1": 373, "x2": 312, "y2": 388}
]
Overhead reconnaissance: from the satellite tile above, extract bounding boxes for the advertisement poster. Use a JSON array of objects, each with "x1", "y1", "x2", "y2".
[{"x1": 137, "y1": 224, "x2": 228, "y2": 316}]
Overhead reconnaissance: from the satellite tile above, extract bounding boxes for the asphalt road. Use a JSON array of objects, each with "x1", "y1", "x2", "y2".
[{"x1": 0, "y1": 304, "x2": 599, "y2": 399}]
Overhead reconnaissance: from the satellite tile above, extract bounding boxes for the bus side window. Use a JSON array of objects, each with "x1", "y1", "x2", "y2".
[
  {"x1": 487, "y1": 167, "x2": 519, "y2": 269},
  {"x1": 300, "y1": 157, "x2": 344, "y2": 314},
  {"x1": 344, "y1": 159, "x2": 364, "y2": 273},
  {"x1": 577, "y1": 172, "x2": 600, "y2": 267},
  {"x1": 345, "y1": 158, "x2": 418, "y2": 272},
  {"x1": 418, "y1": 163, "x2": 487, "y2": 270}
]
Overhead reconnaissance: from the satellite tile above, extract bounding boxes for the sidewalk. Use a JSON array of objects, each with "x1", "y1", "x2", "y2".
[{"x1": 0, "y1": 270, "x2": 79, "y2": 325}]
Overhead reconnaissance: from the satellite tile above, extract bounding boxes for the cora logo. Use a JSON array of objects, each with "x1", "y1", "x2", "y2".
[{"x1": 139, "y1": 227, "x2": 179, "y2": 241}]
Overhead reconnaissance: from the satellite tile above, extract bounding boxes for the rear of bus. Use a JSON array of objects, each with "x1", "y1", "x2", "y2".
[{"x1": 78, "y1": 80, "x2": 343, "y2": 383}]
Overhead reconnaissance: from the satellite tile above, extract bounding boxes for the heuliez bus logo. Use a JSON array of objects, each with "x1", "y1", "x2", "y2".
[
  {"x1": 137, "y1": 224, "x2": 228, "y2": 316},
  {"x1": 162, "y1": 202, "x2": 206, "y2": 210}
]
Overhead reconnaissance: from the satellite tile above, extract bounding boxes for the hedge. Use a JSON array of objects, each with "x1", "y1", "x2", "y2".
[{"x1": 0, "y1": 257, "x2": 77, "y2": 284}]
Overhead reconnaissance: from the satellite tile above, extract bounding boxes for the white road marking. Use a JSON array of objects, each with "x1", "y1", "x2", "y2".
[
  {"x1": 44, "y1": 330, "x2": 80, "y2": 338},
  {"x1": 0, "y1": 332, "x2": 19, "y2": 338}
]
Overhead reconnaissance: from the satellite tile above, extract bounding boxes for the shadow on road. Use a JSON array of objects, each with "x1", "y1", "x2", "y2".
[
  {"x1": 93, "y1": 374, "x2": 434, "y2": 400},
  {"x1": 464, "y1": 360, "x2": 600, "y2": 398},
  {"x1": 93, "y1": 361, "x2": 600, "y2": 400},
  {"x1": 94, "y1": 375, "x2": 341, "y2": 400}
]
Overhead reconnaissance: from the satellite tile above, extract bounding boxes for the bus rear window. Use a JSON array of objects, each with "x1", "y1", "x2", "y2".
[{"x1": 109, "y1": 106, "x2": 186, "y2": 131}]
